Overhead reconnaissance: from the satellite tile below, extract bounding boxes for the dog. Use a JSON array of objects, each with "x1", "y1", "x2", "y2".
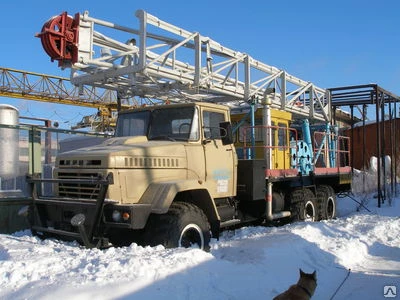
[{"x1": 273, "y1": 269, "x2": 317, "y2": 300}]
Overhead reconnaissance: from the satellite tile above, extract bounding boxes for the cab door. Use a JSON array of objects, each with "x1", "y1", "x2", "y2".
[{"x1": 202, "y1": 109, "x2": 236, "y2": 198}]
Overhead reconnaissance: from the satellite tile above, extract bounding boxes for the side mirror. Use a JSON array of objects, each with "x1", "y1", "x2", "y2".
[{"x1": 220, "y1": 122, "x2": 233, "y2": 145}]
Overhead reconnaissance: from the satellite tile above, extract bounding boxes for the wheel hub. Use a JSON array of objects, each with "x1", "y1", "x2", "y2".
[{"x1": 179, "y1": 224, "x2": 204, "y2": 249}]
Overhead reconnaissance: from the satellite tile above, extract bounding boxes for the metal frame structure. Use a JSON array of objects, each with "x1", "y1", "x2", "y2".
[
  {"x1": 0, "y1": 67, "x2": 119, "y2": 109},
  {"x1": 0, "y1": 67, "x2": 159, "y2": 130},
  {"x1": 0, "y1": 67, "x2": 166, "y2": 109},
  {"x1": 329, "y1": 84, "x2": 400, "y2": 206},
  {"x1": 45, "y1": 10, "x2": 331, "y2": 122}
]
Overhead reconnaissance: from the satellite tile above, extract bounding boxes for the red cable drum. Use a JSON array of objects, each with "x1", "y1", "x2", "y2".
[{"x1": 36, "y1": 12, "x2": 79, "y2": 66}]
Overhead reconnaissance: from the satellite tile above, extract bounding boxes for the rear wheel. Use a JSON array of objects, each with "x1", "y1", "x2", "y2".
[
  {"x1": 317, "y1": 185, "x2": 337, "y2": 220},
  {"x1": 290, "y1": 188, "x2": 319, "y2": 222},
  {"x1": 303, "y1": 196, "x2": 318, "y2": 221},
  {"x1": 143, "y1": 202, "x2": 211, "y2": 251}
]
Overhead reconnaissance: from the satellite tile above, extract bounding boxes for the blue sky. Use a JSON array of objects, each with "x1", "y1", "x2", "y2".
[{"x1": 1, "y1": 0, "x2": 399, "y2": 127}]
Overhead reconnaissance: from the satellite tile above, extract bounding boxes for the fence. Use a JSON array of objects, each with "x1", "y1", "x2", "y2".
[{"x1": 0, "y1": 123, "x2": 110, "y2": 233}]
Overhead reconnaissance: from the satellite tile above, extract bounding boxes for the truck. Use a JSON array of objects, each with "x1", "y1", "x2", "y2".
[
  {"x1": 26, "y1": 10, "x2": 352, "y2": 250},
  {"x1": 27, "y1": 100, "x2": 351, "y2": 250}
]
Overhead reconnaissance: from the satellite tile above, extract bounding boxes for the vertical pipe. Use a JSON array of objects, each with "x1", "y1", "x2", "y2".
[
  {"x1": 30, "y1": 127, "x2": 34, "y2": 176},
  {"x1": 263, "y1": 96, "x2": 281, "y2": 221},
  {"x1": 393, "y1": 100, "x2": 399, "y2": 196},
  {"x1": 333, "y1": 106, "x2": 337, "y2": 126},
  {"x1": 332, "y1": 125, "x2": 339, "y2": 167},
  {"x1": 263, "y1": 100, "x2": 272, "y2": 170},
  {"x1": 45, "y1": 120, "x2": 52, "y2": 165},
  {"x1": 381, "y1": 94, "x2": 386, "y2": 203},
  {"x1": 302, "y1": 119, "x2": 313, "y2": 161},
  {"x1": 362, "y1": 104, "x2": 366, "y2": 193},
  {"x1": 389, "y1": 99, "x2": 394, "y2": 198},
  {"x1": 328, "y1": 123, "x2": 334, "y2": 167},
  {"x1": 244, "y1": 55, "x2": 251, "y2": 160},
  {"x1": 250, "y1": 100, "x2": 255, "y2": 159},
  {"x1": 375, "y1": 86, "x2": 381, "y2": 207},
  {"x1": 350, "y1": 105, "x2": 354, "y2": 175},
  {"x1": 266, "y1": 181, "x2": 273, "y2": 220},
  {"x1": 327, "y1": 90, "x2": 332, "y2": 123}
]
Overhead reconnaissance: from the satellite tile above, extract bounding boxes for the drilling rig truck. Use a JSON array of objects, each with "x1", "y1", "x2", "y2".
[{"x1": 26, "y1": 10, "x2": 352, "y2": 250}]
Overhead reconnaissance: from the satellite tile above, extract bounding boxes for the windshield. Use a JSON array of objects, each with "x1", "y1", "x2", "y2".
[
  {"x1": 115, "y1": 106, "x2": 199, "y2": 141},
  {"x1": 115, "y1": 111, "x2": 150, "y2": 137}
]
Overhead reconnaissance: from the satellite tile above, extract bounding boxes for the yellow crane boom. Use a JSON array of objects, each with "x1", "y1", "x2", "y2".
[{"x1": 0, "y1": 67, "x2": 118, "y2": 109}]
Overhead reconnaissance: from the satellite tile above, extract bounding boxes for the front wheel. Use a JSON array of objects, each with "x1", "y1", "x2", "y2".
[{"x1": 143, "y1": 202, "x2": 211, "y2": 251}]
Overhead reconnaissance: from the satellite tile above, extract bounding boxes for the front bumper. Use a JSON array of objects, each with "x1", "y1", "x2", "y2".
[{"x1": 27, "y1": 174, "x2": 151, "y2": 248}]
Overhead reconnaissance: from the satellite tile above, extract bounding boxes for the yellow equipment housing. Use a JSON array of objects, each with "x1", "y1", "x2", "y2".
[{"x1": 231, "y1": 109, "x2": 293, "y2": 170}]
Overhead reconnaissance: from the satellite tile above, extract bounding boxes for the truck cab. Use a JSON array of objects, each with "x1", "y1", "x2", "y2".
[{"x1": 114, "y1": 102, "x2": 237, "y2": 201}]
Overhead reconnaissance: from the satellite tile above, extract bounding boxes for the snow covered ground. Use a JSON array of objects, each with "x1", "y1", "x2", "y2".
[{"x1": 1, "y1": 190, "x2": 399, "y2": 300}]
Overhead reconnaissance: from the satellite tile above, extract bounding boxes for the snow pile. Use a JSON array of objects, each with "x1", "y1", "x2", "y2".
[{"x1": 0, "y1": 193, "x2": 399, "y2": 300}]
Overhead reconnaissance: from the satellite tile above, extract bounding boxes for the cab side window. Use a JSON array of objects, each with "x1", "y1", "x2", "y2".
[{"x1": 203, "y1": 111, "x2": 225, "y2": 139}]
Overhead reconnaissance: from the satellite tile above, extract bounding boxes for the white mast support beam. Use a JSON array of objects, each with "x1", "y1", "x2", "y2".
[
  {"x1": 194, "y1": 34, "x2": 201, "y2": 87},
  {"x1": 249, "y1": 71, "x2": 283, "y2": 99},
  {"x1": 313, "y1": 87, "x2": 329, "y2": 121},
  {"x1": 326, "y1": 90, "x2": 331, "y2": 121},
  {"x1": 77, "y1": 12, "x2": 94, "y2": 64},
  {"x1": 146, "y1": 32, "x2": 199, "y2": 68},
  {"x1": 280, "y1": 71, "x2": 287, "y2": 111},
  {"x1": 137, "y1": 10, "x2": 147, "y2": 70},
  {"x1": 244, "y1": 55, "x2": 250, "y2": 101},
  {"x1": 309, "y1": 85, "x2": 314, "y2": 119},
  {"x1": 140, "y1": 9, "x2": 193, "y2": 40},
  {"x1": 69, "y1": 10, "x2": 331, "y2": 122},
  {"x1": 286, "y1": 82, "x2": 313, "y2": 105}
]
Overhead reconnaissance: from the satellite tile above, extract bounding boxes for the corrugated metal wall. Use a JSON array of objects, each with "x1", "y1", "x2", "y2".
[{"x1": 344, "y1": 118, "x2": 400, "y2": 173}]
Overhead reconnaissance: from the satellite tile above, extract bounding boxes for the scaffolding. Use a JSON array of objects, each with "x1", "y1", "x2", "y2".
[{"x1": 330, "y1": 84, "x2": 400, "y2": 206}]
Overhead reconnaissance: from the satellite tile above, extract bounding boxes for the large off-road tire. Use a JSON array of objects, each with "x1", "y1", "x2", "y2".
[
  {"x1": 317, "y1": 185, "x2": 337, "y2": 220},
  {"x1": 290, "y1": 188, "x2": 319, "y2": 222},
  {"x1": 143, "y1": 202, "x2": 211, "y2": 251}
]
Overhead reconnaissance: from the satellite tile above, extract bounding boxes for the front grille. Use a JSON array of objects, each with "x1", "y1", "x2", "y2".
[{"x1": 57, "y1": 172, "x2": 103, "y2": 199}]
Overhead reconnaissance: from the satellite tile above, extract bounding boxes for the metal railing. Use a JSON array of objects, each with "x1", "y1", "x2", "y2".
[
  {"x1": 239, "y1": 125, "x2": 298, "y2": 171},
  {"x1": 313, "y1": 131, "x2": 351, "y2": 169}
]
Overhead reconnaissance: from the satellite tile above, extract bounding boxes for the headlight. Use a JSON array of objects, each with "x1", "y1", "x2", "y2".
[
  {"x1": 122, "y1": 212, "x2": 130, "y2": 221},
  {"x1": 111, "y1": 210, "x2": 131, "y2": 222},
  {"x1": 112, "y1": 210, "x2": 121, "y2": 222}
]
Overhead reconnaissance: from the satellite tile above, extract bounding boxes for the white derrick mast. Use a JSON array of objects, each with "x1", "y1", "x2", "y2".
[{"x1": 40, "y1": 10, "x2": 330, "y2": 122}]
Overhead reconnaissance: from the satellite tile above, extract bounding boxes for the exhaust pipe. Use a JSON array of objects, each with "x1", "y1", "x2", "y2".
[{"x1": 266, "y1": 182, "x2": 291, "y2": 221}]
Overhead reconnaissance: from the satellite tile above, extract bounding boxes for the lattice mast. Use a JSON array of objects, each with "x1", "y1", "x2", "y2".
[{"x1": 37, "y1": 10, "x2": 331, "y2": 122}]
